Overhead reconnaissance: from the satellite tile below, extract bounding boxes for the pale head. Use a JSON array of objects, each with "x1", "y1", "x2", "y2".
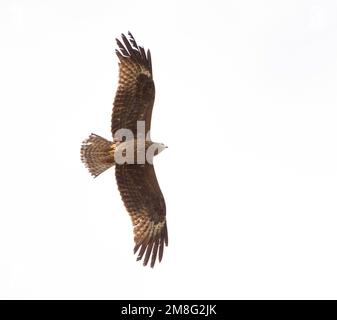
[{"x1": 152, "y1": 142, "x2": 168, "y2": 155}]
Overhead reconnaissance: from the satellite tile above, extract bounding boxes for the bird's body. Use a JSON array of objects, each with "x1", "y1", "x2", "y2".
[{"x1": 81, "y1": 32, "x2": 168, "y2": 268}]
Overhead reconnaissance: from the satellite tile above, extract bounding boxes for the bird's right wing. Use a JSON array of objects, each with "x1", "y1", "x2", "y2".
[{"x1": 112, "y1": 32, "x2": 155, "y2": 138}]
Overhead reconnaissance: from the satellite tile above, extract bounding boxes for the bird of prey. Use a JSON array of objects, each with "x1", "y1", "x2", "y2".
[{"x1": 80, "y1": 32, "x2": 168, "y2": 268}]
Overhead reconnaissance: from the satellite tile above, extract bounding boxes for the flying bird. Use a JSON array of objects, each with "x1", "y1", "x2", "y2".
[{"x1": 81, "y1": 32, "x2": 168, "y2": 268}]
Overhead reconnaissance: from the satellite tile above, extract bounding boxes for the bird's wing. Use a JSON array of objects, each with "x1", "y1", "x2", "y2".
[
  {"x1": 115, "y1": 163, "x2": 168, "y2": 267},
  {"x1": 112, "y1": 32, "x2": 155, "y2": 138}
]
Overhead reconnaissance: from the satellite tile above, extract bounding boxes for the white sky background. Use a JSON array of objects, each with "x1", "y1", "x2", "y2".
[{"x1": 0, "y1": 0, "x2": 337, "y2": 299}]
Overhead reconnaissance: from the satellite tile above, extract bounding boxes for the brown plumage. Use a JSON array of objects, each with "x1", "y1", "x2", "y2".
[
  {"x1": 112, "y1": 33, "x2": 155, "y2": 136},
  {"x1": 81, "y1": 134, "x2": 116, "y2": 177},
  {"x1": 80, "y1": 32, "x2": 168, "y2": 268}
]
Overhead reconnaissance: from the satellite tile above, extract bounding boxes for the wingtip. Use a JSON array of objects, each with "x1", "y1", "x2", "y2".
[
  {"x1": 114, "y1": 32, "x2": 153, "y2": 75},
  {"x1": 133, "y1": 225, "x2": 168, "y2": 268}
]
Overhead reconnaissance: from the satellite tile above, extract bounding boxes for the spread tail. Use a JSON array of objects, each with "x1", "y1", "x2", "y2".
[{"x1": 80, "y1": 133, "x2": 116, "y2": 177}]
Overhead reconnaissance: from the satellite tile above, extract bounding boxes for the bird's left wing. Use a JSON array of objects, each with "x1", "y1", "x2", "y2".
[{"x1": 115, "y1": 163, "x2": 168, "y2": 267}]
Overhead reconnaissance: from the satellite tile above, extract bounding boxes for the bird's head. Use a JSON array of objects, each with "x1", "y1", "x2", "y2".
[
  {"x1": 146, "y1": 142, "x2": 167, "y2": 163},
  {"x1": 145, "y1": 142, "x2": 167, "y2": 164},
  {"x1": 152, "y1": 142, "x2": 168, "y2": 156}
]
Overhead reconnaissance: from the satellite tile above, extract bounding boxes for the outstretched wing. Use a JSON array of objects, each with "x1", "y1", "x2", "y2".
[
  {"x1": 112, "y1": 32, "x2": 155, "y2": 138},
  {"x1": 115, "y1": 163, "x2": 168, "y2": 267}
]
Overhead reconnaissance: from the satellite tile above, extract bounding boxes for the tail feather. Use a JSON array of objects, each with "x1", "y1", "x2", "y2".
[{"x1": 81, "y1": 133, "x2": 115, "y2": 177}]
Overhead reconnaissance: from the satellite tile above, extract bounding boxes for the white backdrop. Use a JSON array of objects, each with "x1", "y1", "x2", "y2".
[{"x1": 0, "y1": 0, "x2": 337, "y2": 299}]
